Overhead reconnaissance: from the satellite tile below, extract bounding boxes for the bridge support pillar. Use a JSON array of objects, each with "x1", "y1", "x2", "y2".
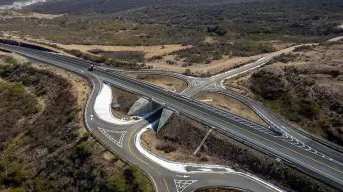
[
  {"x1": 157, "y1": 108, "x2": 174, "y2": 132},
  {"x1": 128, "y1": 97, "x2": 154, "y2": 116}
]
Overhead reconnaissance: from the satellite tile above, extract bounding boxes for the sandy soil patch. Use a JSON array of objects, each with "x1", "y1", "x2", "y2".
[
  {"x1": 146, "y1": 43, "x2": 315, "y2": 75},
  {"x1": 0, "y1": 10, "x2": 61, "y2": 19},
  {"x1": 202, "y1": 36, "x2": 217, "y2": 44},
  {"x1": 223, "y1": 70, "x2": 255, "y2": 95},
  {"x1": 127, "y1": 73, "x2": 188, "y2": 93},
  {"x1": 103, "y1": 151, "x2": 117, "y2": 161},
  {"x1": 261, "y1": 40, "x2": 294, "y2": 50},
  {"x1": 1, "y1": 32, "x2": 190, "y2": 59},
  {"x1": 147, "y1": 54, "x2": 263, "y2": 75},
  {"x1": 51, "y1": 43, "x2": 191, "y2": 58},
  {"x1": 328, "y1": 36, "x2": 343, "y2": 42},
  {"x1": 194, "y1": 93, "x2": 266, "y2": 125}
]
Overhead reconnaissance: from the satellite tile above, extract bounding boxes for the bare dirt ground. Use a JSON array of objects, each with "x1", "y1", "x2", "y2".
[
  {"x1": 127, "y1": 73, "x2": 188, "y2": 93},
  {"x1": 264, "y1": 40, "x2": 294, "y2": 50},
  {"x1": 146, "y1": 54, "x2": 263, "y2": 75},
  {"x1": 223, "y1": 72, "x2": 254, "y2": 96},
  {"x1": 327, "y1": 36, "x2": 343, "y2": 42},
  {"x1": 141, "y1": 115, "x2": 222, "y2": 165},
  {"x1": 146, "y1": 43, "x2": 317, "y2": 76},
  {"x1": 194, "y1": 93, "x2": 266, "y2": 125},
  {"x1": 56, "y1": 44, "x2": 191, "y2": 58},
  {"x1": 1, "y1": 32, "x2": 189, "y2": 58},
  {"x1": 141, "y1": 114, "x2": 337, "y2": 192},
  {"x1": 1, "y1": 31, "x2": 316, "y2": 76},
  {"x1": 111, "y1": 86, "x2": 140, "y2": 119}
]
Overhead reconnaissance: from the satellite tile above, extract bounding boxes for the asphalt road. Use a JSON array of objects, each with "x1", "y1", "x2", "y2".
[
  {"x1": 2, "y1": 43, "x2": 343, "y2": 191},
  {"x1": 117, "y1": 50, "x2": 343, "y2": 173}
]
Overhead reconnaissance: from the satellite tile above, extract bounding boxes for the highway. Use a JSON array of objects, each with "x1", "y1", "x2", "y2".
[
  {"x1": 106, "y1": 48, "x2": 343, "y2": 165},
  {"x1": 1, "y1": 43, "x2": 343, "y2": 191}
]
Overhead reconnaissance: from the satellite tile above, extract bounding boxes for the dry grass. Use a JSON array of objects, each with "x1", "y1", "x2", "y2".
[
  {"x1": 56, "y1": 44, "x2": 191, "y2": 58},
  {"x1": 142, "y1": 129, "x2": 221, "y2": 164},
  {"x1": 146, "y1": 43, "x2": 317, "y2": 75},
  {"x1": 146, "y1": 54, "x2": 263, "y2": 74},
  {"x1": 194, "y1": 93, "x2": 266, "y2": 125},
  {"x1": 111, "y1": 86, "x2": 140, "y2": 119},
  {"x1": 1, "y1": 32, "x2": 77, "y2": 57},
  {"x1": 127, "y1": 73, "x2": 188, "y2": 93}
]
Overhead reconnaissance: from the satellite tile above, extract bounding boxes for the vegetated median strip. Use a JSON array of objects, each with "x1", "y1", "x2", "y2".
[{"x1": 135, "y1": 125, "x2": 284, "y2": 192}]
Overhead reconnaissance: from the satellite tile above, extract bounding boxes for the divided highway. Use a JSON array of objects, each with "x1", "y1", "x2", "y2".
[{"x1": 1, "y1": 43, "x2": 343, "y2": 191}]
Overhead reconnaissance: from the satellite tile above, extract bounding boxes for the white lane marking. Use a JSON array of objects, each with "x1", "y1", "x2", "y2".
[
  {"x1": 274, "y1": 132, "x2": 343, "y2": 166},
  {"x1": 98, "y1": 127, "x2": 126, "y2": 148},
  {"x1": 94, "y1": 83, "x2": 142, "y2": 125},
  {"x1": 176, "y1": 175, "x2": 190, "y2": 178},
  {"x1": 174, "y1": 180, "x2": 197, "y2": 192}
]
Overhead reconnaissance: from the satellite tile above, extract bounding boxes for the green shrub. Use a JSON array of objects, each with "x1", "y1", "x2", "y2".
[
  {"x1": 107, "y1": 177, "x2": 126, "y2": 192},
  {"x1": 76, "y1": 141, "x2": 92, "y2": 157},
  {"x1": 8, "y1": 187, "x2": 25, "y2": 192},
  {"x1": 9, "y1": 84, "x2": 25, "y2": 96}
]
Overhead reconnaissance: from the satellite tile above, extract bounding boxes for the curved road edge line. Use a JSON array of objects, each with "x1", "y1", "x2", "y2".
[{"x1": 135, "y1": 125, "x2": 285, "y2": 192}]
